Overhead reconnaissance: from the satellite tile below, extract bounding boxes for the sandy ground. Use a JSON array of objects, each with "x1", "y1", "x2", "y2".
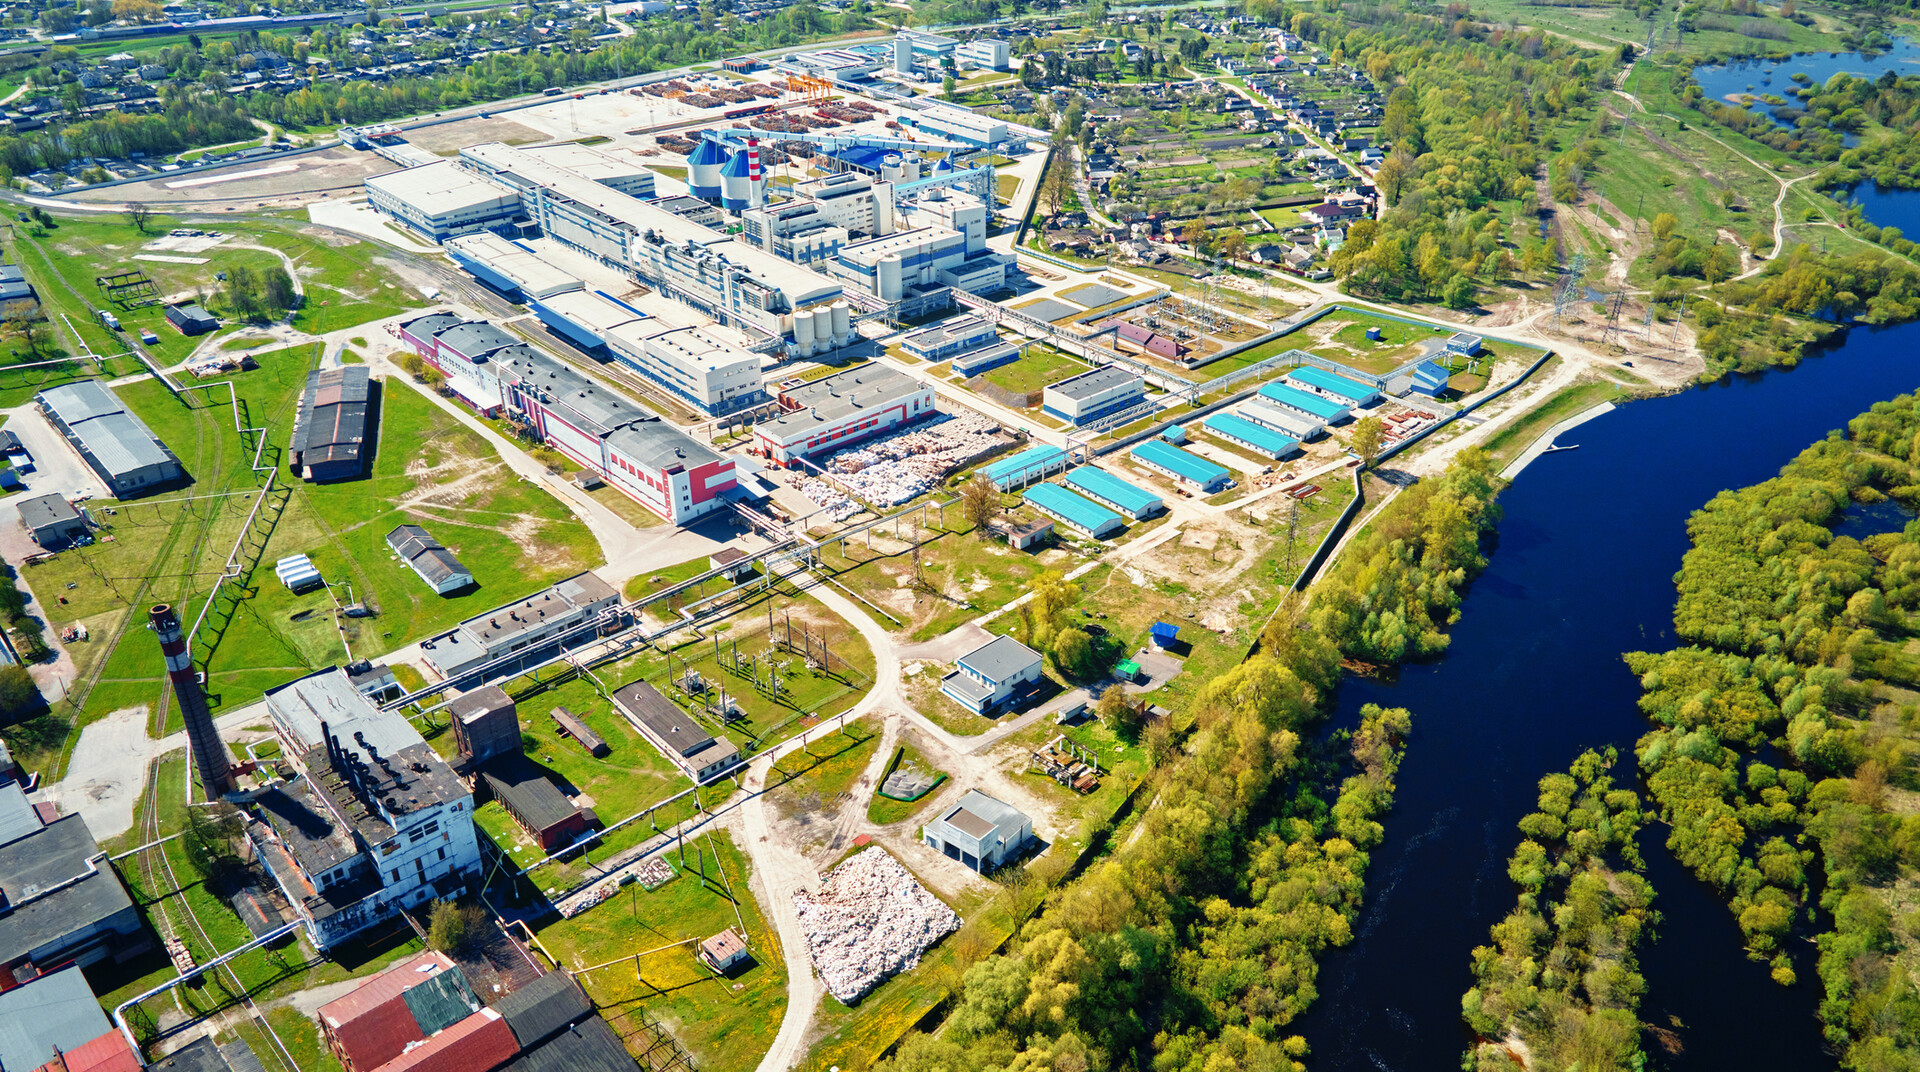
[
  {"x1": 67, "y1": 147, "x2": 398, "y2": 210},
  {"x1": 403, "y1": 116, "x2": 551, "y2": 155},
  {"x1": 44, "y1": 705, "x2": 153, "y2": 839}
]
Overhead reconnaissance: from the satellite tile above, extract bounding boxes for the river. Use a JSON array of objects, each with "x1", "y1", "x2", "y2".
[{"x1": 1293, "y1": 322, "x2": 1920, "y2": 1068}]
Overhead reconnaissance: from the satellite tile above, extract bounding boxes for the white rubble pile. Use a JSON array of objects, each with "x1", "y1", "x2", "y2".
[
  {"x1": 793, "y1": 847, "x2": 959, "y2": 1004},
  {"x1": 821, "y1": 413, "x2": 1003, "y2": 507},
  {"x1": 799, "y1": 477, "x2": 860, "y2": 521}
]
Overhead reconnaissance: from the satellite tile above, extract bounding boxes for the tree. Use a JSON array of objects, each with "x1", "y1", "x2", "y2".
[
  {"x1": 1039, "y1": 154, "x2": 1072, "y2": 217},
  {"x1": 428, "y1": 900, "x2": 485, "y2": 953},
  {"x1": 1020, "y1": 570, "x2": 1081, "y2": 649},
  {"x1": 1651, "y1": 212, "x2": 1679, "y2": 240},
  {"x1": 1051, "y1": 625, "x2": 1095, "y2": 677},
  {"x1": 0, "y1": 664, "x2": 39, "y2": 718},
  {"x1": 959, "y1": 474, "x2": 1001, "y2": 535},
  {"x1": 942, "y1": 75, "x2": 956, "y2": 100},
  {"x1": 9, "y1": 314, "x2": 51, "y2": 359},
  {"x1": 1350, "y1": 415, "x2": 1384, "y2": 466},
  {"x1": 1096, "y1": 683, "x2": 1145, "y2": 739},
  {"x1": 399, "y1": 352, "x2": 427, "y2": 380},
  {"x1": 124, "y1": 201, "x2": 152, "y2": 234}
]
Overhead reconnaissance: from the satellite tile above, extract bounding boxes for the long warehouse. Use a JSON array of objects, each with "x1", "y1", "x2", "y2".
[
  {"x1": 288, "y1": 365, "x2": 373, "y2": 483},
  {"x1": 1023, "y1": 482, "x2": 1124, "y2": 539},
  {"x1": 36, "y1": 380, "x2": 185, "y2": 497},
  {"x1": 1131, "y1": 439, "x2": 1231, "y2": 492},
  {"x1": 983, "y1": 444, "x2": 1069, "y2": 491},
  {"x1": 1287, "y1": 365, "x2": 1381, "y2": 407},
  {"x1": 1238, "y1": 400, "x2": 1325, "y2": 441},
  {"x1": 1061, "y1": 466, "x2": 1162, "y2": 520},
  {"x1": 1259, "y1": 382, "x2": 1351, "y2": 423},
  {"x1": 1204, "y1": 413, "x2": 1301, "y2": 460}
]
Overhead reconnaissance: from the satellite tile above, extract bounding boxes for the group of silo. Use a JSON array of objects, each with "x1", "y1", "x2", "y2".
[
  {"x1": 688, "y1": 134, "x2": 767, "y2": 211},
  {"x1": 792, "y1": 302, "x2": 853, "y2": 356}
]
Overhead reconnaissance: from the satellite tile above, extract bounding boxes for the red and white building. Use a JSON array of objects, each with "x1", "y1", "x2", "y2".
[
  {"x1": 394, "y1": 311, "x2": 735, "y2": 525},
  {"x1": 755, "y1": 365, "x2": 935, "y2": 467}
]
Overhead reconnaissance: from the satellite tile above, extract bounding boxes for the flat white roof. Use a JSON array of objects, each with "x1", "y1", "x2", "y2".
[
  {"x1": 524, "y1": 142, "x2": 653, "y2": 186},
  {"x1": 613, "y1": 322, "x2": 761, "y2": 373},
  {"x1": 839, "y1": 225, "x2": 962, "y2": 266},
  {"x1": 535, "y1": 288, "x2": 645, "y2": 334},
  {"x1": 445, "y1": 232, "x2": 582, "y2": 298},
  {"x1": 366, "y1": 159, "x2": 519, "y2": 216}
]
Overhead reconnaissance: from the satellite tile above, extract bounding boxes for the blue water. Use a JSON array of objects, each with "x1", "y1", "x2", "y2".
[
  {"x1": 1843, "y1": 182, "x2": 1920, "y2": 237},
  {"x1": 1691, "y1": 40, "x2": 1920, "y2": 138},
  {"x1": 1295, "y1": 325, "x2": 1920, "y2": 1069}
]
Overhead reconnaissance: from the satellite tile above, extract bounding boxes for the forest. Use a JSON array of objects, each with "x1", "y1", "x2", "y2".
[
  {"x1": 1460, "y1": 749, "x2": 1655, "y2": 1072},
  {"x1": 1627, "y1": 393, "x2": 1920, "y2": 1069},
  {"x1": 874, "y1": 450, "x2": 1507, "y2": 1072}
]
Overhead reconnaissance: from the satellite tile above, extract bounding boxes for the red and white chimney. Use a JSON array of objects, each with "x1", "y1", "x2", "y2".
[{"x1": 747, "y1": 138, "x2": 763, "y2": 208}]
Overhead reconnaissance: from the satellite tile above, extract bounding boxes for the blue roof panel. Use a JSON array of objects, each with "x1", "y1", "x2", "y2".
[
  {"x1": 1062, "y1": 466, "x2": 1162, "y2": 515},
  {"x1": 1131, "y1": 439, "x2": 1229, "y2": 485},
  {"x1": 984, "y1": 444, "x2": 1066, "y2": 485},
  {"x1": 1288, "y1": 365, "x2": 1377, "y2": 402},
  {"x1": 1203, "y1": 413, "x2": 1299, "y2": 458},
  {"x1": 1024, "y1": 482, "x2": 1124, "y2": 536},
  {"x1": 1258, "y1": 383, "x2": 1347, "y2": 420}
]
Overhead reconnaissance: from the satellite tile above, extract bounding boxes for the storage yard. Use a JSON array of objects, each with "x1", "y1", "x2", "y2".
[
  {"x1": 796, "y1": 411, "x2": 1013, "y2": 520},
  {"x1": 793, "y1": 847, "x2": 960, "y2": 1004}
]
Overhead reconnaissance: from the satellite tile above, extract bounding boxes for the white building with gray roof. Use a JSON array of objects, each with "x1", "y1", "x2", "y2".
[
  {"x1": 755, "y1": 364, "x2": 936, "y2": 467},
  {"x1": 940, "y1": 633, "x2": 1043, "y2": 715},
  {"x1": 923, "y1": 789, "x2": 1032, "y2": 872},
  {"x1": 36, "y1": 379, "x2": 185, "y2": 496}
]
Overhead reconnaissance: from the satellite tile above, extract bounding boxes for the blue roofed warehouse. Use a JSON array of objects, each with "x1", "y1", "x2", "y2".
[
  {"x1": 1130, "y1": 439, "x2": 1231, "y2": 492},
  {"x1": 1287, "y1": 365, "x2": 1381, "y2": 407},
  {"x1": 1203, "y1": 413, "x2": 1301, "y2": 460},
  {"x1": 1023, "y1": 482, "x2": 1126, "y2": 539},
  {"x1": 983, "y1": 444, "x2": 1068, "y2": 490},
  {"x1": 1061, "y1": 466, "x2": 1163, "y2": 519}
]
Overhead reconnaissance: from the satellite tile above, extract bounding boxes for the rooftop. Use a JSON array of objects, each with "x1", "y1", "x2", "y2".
[
  {"x1": 1023, "y1": 482, "x2": 1124, "y2": 535},
  {"x1": 0, "y1": 812, "x2": 134, "y2": 968},
  {"x1": 1130, "y1": 439, "x2": 1230, "y2": 485},
  {"x1": 1045, "y1": 366, "x2": 1140, "y2": 401},
  {"x1": 902, "y1": 316, "x2": 994, "y2": 352},
  {"x1": 0, "y1": 965, "x2": 112, "y2": 1072},
  {"x1": 956, "y1": 633, "x2": 1041, "y2": 682},
  {"x1": 366, "y1": 159, "x2": 520, "y2": 216},
  {"x1": 37, "y1": 379, "x2": 179, "y2": 481},
  {"x1": 16, "y1": 492, "x2": 79, "y2": 531},
  {"x1": 483, "y1": 766, "x2": 582, "y2": 834},
  {"x1": 611, "y1": 681, "x2": 739, "y2": 770},
  {"x1": 1257, "y1": 382, "x2": 1348, "y2": 419},
  {"x1": 289, "y1": 366, "x2": 372, "y2": 471},
  {"x1": 494, "y1": 1014, "x2": 636, "y2": 1072},
  {"x1": 1203, "y1": 412, "x2": 1298, "y2": 455},
  {"x1": 530, "y1": 289, "x2": 646, "y2": 335},
  {"x1": 930, "y1": 789, "x2": 1029, "y2": 845},
  {"x1": 764, "y1": 365, "x2": 925, "y2": 436},
  {"x1": 451, "y1": 571, "x2": 617, "y2": 651},
  {"x1": 1287, "y1": 365, "x2": 1376, "y2": 400},
  {"x1": 1061, "y1": 466, "x2": 1161, "y2": 514},
  {"x1": 494, "y1": 970, "x2": 592, "y2": 1049},
  {"x1": 837, "y1": 225, "x2": 963, "y2": 267},
  {"x1": 445, "y1": 233, "x2": 582, "y2": 298}
]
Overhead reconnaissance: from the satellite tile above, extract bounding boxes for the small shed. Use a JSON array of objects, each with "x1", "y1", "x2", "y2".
[
  {"x1": 551, "y1": 706, "x2": 609, "y2": 757},
  {"x1": 699, "y1": 928, "x2": 750, "y2": 973},
  {"x1": 710, "y1": 547, "x2": 754, "y2": 582},
  {"x1": 1446, "y1": 332, "x2": 1484, "y2": 356},
  {"x1": 1115, "y1": 659, "x2": 1142, "y2": 681},
  {"x1": 1150, "y1": 622, "x2": 1179, "y2": 648},
  {"x1": 1161, "y1": 425, "x2": 1187, "y2": 445},
  {"x1": 571, "y1": 469, "x2": 604, "y2": 490},
  {"x1": 164, "y1": 303, "x2": 218, "y2": 336}
]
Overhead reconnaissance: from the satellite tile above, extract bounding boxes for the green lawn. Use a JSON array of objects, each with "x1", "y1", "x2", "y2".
[
  {"x1": 974, "y1": 347, "x2": 1088, "y2": 397},
  {"x1": 29, "y1": 365, "x2": 604, "y2": 734},
  {"x1": 531, "y1": 830, "x2": 787, "y2": 1072},
  {"x1": 819, "y1": 520, "x2": 1069, "y2": 642},
  {"x1": 867, "y1": 740, "x2": 946, "y2": 826},
  {"x1": 1480, "y1": 378, "x2": 1627, "y2": 471}
]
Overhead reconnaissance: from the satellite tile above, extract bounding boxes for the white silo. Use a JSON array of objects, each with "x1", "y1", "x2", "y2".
[
  {"x1": 793, "y1": 308, "x2": 816, "y2": 356},
  {"x1": 830, "y1": 302, "x2": 851, "y2": 347}
]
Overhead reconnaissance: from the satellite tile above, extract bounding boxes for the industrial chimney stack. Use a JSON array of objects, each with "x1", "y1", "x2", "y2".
[{"x1": 147, "y1": 604, "x2": 234, "y2": 800}]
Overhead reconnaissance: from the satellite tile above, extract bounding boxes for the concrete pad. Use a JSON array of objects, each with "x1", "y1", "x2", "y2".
[{"x1": 45, "y1": 704, "x2": 155, "y2": 840}]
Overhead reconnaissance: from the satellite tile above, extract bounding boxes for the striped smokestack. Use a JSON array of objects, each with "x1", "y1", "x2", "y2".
[
  {"x1": 747, "y1": 138, "x2": 761, "y2": 182},
  {"x1": 148, "y1": 604, "x2": 233, "y2": 800}
]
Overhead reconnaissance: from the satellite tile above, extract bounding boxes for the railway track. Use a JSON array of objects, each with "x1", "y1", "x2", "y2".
[{"x1": 128, "y1": 756, "x2": 301, "y2": 1071}]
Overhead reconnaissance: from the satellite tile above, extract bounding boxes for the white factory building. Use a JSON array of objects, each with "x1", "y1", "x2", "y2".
[
  {"x1": 827, "y1": 189, "x2": 1009, "y2": 302},
  {"x1": 419, "y1": 142, "x2": 842, "y2": 342},
  {"x1": 602, "y1": 321, "x2": 766, "y2": 415},
  {"x1": 741, "y1": 173, "x2": 896, "y2": 266},
  {"x1": 365, "y1": 159, "x2": 524, "y2": 242},
  {"x1": 955, "y1": 39, "x2": 1011, "y2": 70},
  {"x1": 755, "y1": 363, "x2": 934, "y2": 467},
  {"x1": 901, "y1": 105, "x2": 1009, "y2": 148}
]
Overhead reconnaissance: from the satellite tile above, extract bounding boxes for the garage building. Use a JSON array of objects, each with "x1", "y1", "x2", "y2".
[
  {"x1": 18, "y1": 493, "x2": 86, "y2": 547},
  {"x1": 36, "y1": 379, "x2": 185, "y2": 496},
  {"x1": 923, "y1": 789, "x2": 1032, "y2": 872},
  {"x1": 289, "y1": 366, "x2": 374, "y2": 483}
]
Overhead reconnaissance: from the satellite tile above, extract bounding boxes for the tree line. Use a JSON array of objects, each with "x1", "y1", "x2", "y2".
[
  {"x1": 876, "y1": 448, "x2": 1508, "y2": 1072},
  {"x1": 1626, "y1": 393, "x2": 1920, "y2": 1068}
]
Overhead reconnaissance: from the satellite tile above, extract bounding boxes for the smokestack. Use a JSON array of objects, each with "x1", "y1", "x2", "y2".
[{"x1": 147, "y1": 604, "x2": 234, "y2": 800}]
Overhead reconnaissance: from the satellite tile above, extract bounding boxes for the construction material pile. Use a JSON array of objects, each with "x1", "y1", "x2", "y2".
[
  {"x1": 799, "y1": 477, "x2": 860, "y2": 522},
  {"x1": 821, "y1": 413, "x2": 1003, "y2": 507},
  {"x1": 794, "y1": 848, "x2": 958, "y2": 1004}
]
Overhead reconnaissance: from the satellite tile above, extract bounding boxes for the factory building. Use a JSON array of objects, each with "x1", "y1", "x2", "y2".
[
  {"x1": 417, "y1": 572, "x2": 622, "y2": 681},
  {"x1": 755, "y1": 364, "x2": 934, "y2": 467},
  {"x1": 901, "y1": 104, "x2": 1009, "y2": 147},
  {"x1": 450, "y1": 143, "x2": 839, "y2": 340},
  {"x1": 742, "y1": 173, "x2": 897, "y2": 266},
  {"x1": 1131, "y1": 439, "x2": 1232, "y2": 493},
  {"x1": 601, "y1": 321, "x2": 766, "y2": 416},
  {"x1": 955, "y1": 38, "x2": 1011, "y2": 70},
  {"x1": 1258, "y1": 382, "x2": 1351, "y2": 423},
  {"x1": 1238, "y1": 400, "x2": 1325, "y2": 441},
  {"x1": 898, "y1": 28, "x2": 959, "y2": 61},
  {"x1": 365, "y1": 159, "x2": 524, "y2": 242},
  {"x1": 648, "y1": 193, "x2": 724, "y2": 228},
  {"x1": 250, "y1": 667, "x2": 483, "y2": 951},
  {"x1": 1041, "y1": 367, "x2": 1146, "y2": 426},
  {"x1": 1061, "y1": 466, "x2": 1162, "y2": 520},
  {"x1": 289, "y1": 365, "x2": 374, "y2": 482},
  {"x1": 830, "y1": 226, "x2": 1007, "y2": 302},
  {"x1": 822, "y1": 146, "x2": 924, "y2": 183},
  {"x1": 529, "y1": 289, "x2": 647, "y2": 351},
  {"x1": 1287, "y1": 365, "x2": 1381, "y2": 407},
  {"x1": 901, "y1": 315, "x2": 999, "y2": 361},
  {"x1": 36, "y1": 379, "x2": 185, "y2": 496},
  {"x1": 612, "y1": 681, "x2": 743, "y2": 783},
  {"x1": 1203, "y1": 413, "x2": 1300, "y2": 460},
  {"x1": 397, "y1": 312, "x2": 741, "y2": 522},
  {"x1": 444, "y1": 233, "x2": 583, "y2": 300},
  {"x1": 1023, "y1": 482, "x2": 1125, "y2": 539},
  {"x1": 0, "y1": 783, "x2": 152, "y2": 976}
]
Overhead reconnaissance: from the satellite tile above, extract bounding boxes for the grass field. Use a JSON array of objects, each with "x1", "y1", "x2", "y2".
[
  {"x1": 974, "y1": 348, "x2": 1088, "y2": 397},
  {"x1": 8, "y1": 212, "x2": 412, "y2": 368},
  {"x1": 867, "y1": 740, "x2": 945, "y2": 826},
  {"x1": 31, "y1": 364, "x2": 603, "y2": 736},
  {"x1": 1479, "y1": 378, "x2": 1627, "y2": 470},
  {"x1": 820, "y1": 513, "x2": 1075, "y2": 641},
  {"x1": 532, "y1": 830, "x2": 787, "y2": 1072}
]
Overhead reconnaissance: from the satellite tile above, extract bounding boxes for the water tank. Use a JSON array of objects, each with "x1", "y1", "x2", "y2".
[
  {"x1": 687, "y1": 138, "x2": 728, "y2": 202},
  {"x1": 793, "y1": 308, "x2": 816, "y2": 355},
  {"x1": 719, "y1": 148, "x2": 752, "y2": 213},
  {"x1": 830, "y1": 302, "x2": 851, "y2": 346}
]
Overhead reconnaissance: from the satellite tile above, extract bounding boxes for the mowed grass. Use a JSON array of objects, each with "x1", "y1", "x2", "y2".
[
  {"x1": 532, "y1": 830, "x2": 787, "y2": 1072},
  {"x1": 819, "y1": 518, "x2": 1076, "y2": 641},
  {"x1": 29, "y1": 360, "x2": 603, "y2": 731},
  {"x1": 7, "y1": 211, "x2": 412, "y2": 368},
  {"x1": 972, "y1": 347, "x2": 1089, "y2": 397}
]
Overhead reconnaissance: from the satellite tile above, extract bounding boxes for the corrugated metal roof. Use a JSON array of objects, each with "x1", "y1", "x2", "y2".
[
  {"x1": 1061, "y1": 466, "x2": 1161, "y2": 515},
  {"x1": 382, "y1": 1009, "x2": 519, "y2": 1072},
  {"x1": 1287, "y1": 365, "x2": 1377, "y2": 402},
  {"x1": 983, "y1": 444, "x2": 1065, "y2": 488},
  {"x1": 38, "y1": 380, "x2": 180, "y2": 483},
  {"x1": 1131, "y1": 439, "x2": 1229, "y2": 486},
  {"x1": 317, "y1": 952, "x2": 459, "y2": 1070},
  {"x1": 1203, "y1": 413, "x2": 1298, "y2": 457},
  {"x1": 1023, "y1": 482, "x2": 1123, "y2": 536},
  {"x1": 401, "y1": 965, "x2": 483, "y2": 1036},
  {"x1": 497, "y1": 1015, "x2": 639, "y2": 1072},
  {"x1": 1257, "y1": 382, "x2": 1348, "y2": 420},
  {"x1": 495, "y1": 972, "x2": 592, "y2": 1048},
  {"x1": 0, "y1": 965, "x2": 114, "y2": 1072},
  {"x1": 1045, "y1": 365, "x2": 1139, "y2": 401}
]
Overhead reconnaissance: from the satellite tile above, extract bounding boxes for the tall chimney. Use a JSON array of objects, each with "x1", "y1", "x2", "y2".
[{"x1": 148, "y1": 604, "x2": 233, "y2": 800}]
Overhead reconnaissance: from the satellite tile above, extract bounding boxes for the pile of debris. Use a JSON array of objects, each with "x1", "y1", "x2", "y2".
[
  {"x1": 818, "y1": 412, "x2": 1003, "y2": 507},
  {"x1": 798, "y1": 477, "x2": 859, "y2": 522},
  {"x1": 793, "y1": 847, "x2": 958, "y2": 1004}
]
